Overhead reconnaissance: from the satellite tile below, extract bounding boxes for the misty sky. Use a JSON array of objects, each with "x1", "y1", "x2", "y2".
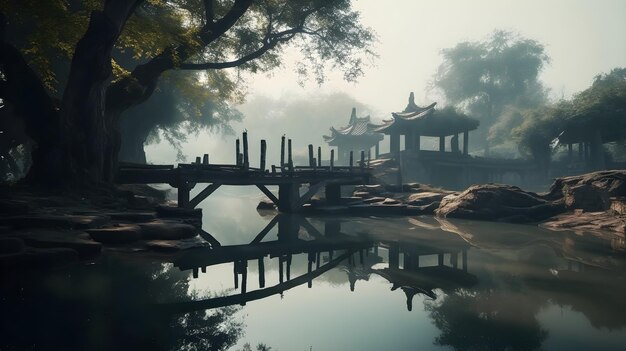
[{"x1": 147, "y1": 0, "x2": 626, "y2": 165}]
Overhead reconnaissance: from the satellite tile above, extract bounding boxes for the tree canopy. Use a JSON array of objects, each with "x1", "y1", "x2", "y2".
[
  {"x1": 514, "y1": 67, "x2": 626, "y2": 164},
  {"x1": 431, "y1": 30, "x2": 550, "y2": 155},
  {"x1": 0, "y1": 0, "x2": 376, "y2": 185}
]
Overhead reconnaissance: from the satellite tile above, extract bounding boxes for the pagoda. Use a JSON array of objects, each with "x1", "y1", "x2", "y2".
[
  {"x1": 375, "y1": 92, "x2": 479, "y2": 155},
  {"x1": 323, "y1": 107, "x2": 384, "y2": 163}
]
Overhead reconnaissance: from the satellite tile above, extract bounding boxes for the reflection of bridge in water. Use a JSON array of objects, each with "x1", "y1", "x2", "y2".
[{"x1": 162, "y1": 215, "x2": 478, "y2": 314}]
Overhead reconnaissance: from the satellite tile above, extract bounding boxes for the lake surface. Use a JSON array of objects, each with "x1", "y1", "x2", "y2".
[{"x1": 2, "y1": 186, "x2": 626, "y2": 350}]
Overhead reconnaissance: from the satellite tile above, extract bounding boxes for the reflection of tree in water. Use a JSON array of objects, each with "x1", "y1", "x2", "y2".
[
  {"x1": 0, "y1": 257, "x2": 248, "y2": 351},
  {"x1": 425, "y1": 289, "x2": 547, "y2": 351}
]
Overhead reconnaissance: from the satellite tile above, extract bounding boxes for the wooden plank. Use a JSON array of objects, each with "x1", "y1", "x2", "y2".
[
  {"x1": 256, "y1": 184, "x2": 279, "y2": 205},
  {"x1": 188, "y1": 183, "x2": 222, "y2": 208}
]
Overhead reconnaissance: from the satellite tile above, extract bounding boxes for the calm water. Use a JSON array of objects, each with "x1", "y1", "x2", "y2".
[{"x1": 2, "y1": 186, "x2": 626, "y2": 350}]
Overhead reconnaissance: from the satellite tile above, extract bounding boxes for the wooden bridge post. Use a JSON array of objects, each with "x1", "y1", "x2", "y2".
[
  {"x1": 288, "y1": 139, "x2": 293, "y2": 171},
  {"x1": 349, "y1": 151, "x2": 353, "y2": 169},
  {"x1": 236, "y1": 139, "x2": 241, "y2": 165},
  {"x1": 260, "y1": 139, "x2": 267, "y2": 172},
  {"x1": 317, "y1": 146, "x2": 322, "y2": 167},
  {"x1": 203, "y1": 154, "x2": 209, "y2": 164},
  {"x1": 195, "y1": 156, "x2": 201, "y2": 164},
  {"x1": 325, "y1": 183, "x2": 341, "y2": 204},
  {"x1": 278, "y1": 183, "x2": 300, "y2": 212},
  {"x1": 280, "y1": 135, "x2": 286, "y2": 170},
  {"x1": 308, "y1": 144, "x2": 314, "y2": 167},
  {"x1": 330, "y1": 149, "x2": 335, "y2": 171},
  {"x1": 243, "y1": 131, "x2": 249, "y2": 170},
  {"x1": 177, "y1": 182, "x2": 190, "y2": 208}
]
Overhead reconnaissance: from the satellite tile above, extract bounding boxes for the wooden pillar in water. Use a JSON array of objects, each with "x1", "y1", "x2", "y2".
[
  {"x1": 325, "y1": 184, "x2": 341, "y2": 204},
  {"x1": 438, "y1": 253, "x2": 444, "y2": 266},
  {"x1": 462, "y1": 249, "x2": 468, "y2": 272},
  {"x1": 203, "y1": 154, "x2": 209, "y2": 164},
  {"x1": 389, "y1": 242, "x2": 399, "y2": 269},
  {"x1": 278, "y1": 183, "x2": 300, "y2": 212},
  {"x1": 195, "y1": 156, "x2": 201, "y2": 164},
  {"x1": 463, "y1": 131, "x2": 469, "y2": 155},
  {"x1": 260, "y1": 140, "x2": 267, "y2": 171}
]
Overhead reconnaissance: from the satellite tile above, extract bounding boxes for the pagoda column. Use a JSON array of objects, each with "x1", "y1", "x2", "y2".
[
  {"x1": 375, "y1": 142, "x2": 380, "y2": 158},
  {"x1": 405, "y1": 132, "x2": 414, "y2": 151},
  {"x1": 390, "y1": 133, "x2": 400, "y2": 154},
  {"x1": 439, "y1": 136, "x2": 445, "y2": 153},
  {"x1": 415, "y1": 134, "x2": 421, "y2": 152}
]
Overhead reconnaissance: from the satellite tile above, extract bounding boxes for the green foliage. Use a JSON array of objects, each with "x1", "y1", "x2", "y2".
[
  {"x1": 432, "y1": 30, "x2": 550, "y2": 152},
  {"x1": 513, "y1": 67, "x2": 626, "y2": 162}
]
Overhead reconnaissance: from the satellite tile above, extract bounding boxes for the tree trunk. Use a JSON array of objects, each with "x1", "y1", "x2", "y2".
[{"x1": 59, "y1": 1, "x2": 142, "y2": 185}]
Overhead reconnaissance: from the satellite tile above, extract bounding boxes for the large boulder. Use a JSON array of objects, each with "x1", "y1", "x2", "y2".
[
  {"x1": 436, "y1": 184, "x2": 563, "y2": 223},
  {"x1": 546, "y1": 170, "x2": 626, "y2": 205},
  {"x1": 406, "y1": 192, "x2": 446, "y2": 206}
]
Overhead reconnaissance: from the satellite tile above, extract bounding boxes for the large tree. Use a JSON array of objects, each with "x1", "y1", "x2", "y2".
[
  {"x1": 0, "y1": 0, "x2": 375, "y2": 186},
  {"x1": 431, "y1": 30, "x2": 549, "y2": 155},
  {"x1": 514, "y1": 67, "x2": 626, "y2": 167}
]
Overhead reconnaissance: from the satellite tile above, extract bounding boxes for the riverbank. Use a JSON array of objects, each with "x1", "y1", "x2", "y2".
[{"x1": 2, "y1": 170, "x2": 626, "y2": 271}]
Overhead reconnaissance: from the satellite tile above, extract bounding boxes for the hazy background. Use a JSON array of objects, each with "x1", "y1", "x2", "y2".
[{"x1": 146, "y1": 0, "x2": 626, "y2": 167}]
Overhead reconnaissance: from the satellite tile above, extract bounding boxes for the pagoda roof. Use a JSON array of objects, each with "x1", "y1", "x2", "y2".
[
  {"x1": 324, "y1": 108, "x2": 384, "y2": 145},
  {"x1": 375, "y1": 93, "x2": 479, "y2": 137}
]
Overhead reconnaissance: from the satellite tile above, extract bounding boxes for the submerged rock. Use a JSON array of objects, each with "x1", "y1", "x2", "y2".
[
  {"x1": 436, "y1": 184, "x2": 563, "y2": 223},
  {"x1": 256, "y1": 199, "x2": 276, "y2": 210},
  {"x1": 155, "y1": 205, "x2": 202, "y2": 218},
  {"x1": 541, "y1": 210, "x2": 626, "y2": 238}
]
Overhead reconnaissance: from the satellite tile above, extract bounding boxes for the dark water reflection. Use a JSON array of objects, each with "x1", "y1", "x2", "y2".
[{"x1": 2, "y1": 190, "x2": 626, "y2": 350}]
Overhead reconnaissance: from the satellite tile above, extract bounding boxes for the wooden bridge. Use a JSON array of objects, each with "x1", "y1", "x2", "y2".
[{"x1": 116, "y1": 133, "x2": 373, "y2": 212}]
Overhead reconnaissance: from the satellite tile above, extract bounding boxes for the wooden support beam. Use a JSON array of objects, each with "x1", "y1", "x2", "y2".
[
  {"x1": 295, "y1": 181, "x2": 328, "y2": 209},
  {"x1": 177, "y1": 182, "x2": 190, "y2": 208},
  {"x1": 463, "y1": 131, "x2": 469, "y2": 155},
  {"x1": 260, "y1": 140, "x2": 267, "y2": 171},
  {"x1": 256, "y1": 184, "x2": 279, "y2": 206},
  {"x1": 203, "y1": 154, "x2": 209, "y2": 164},
  {"x1": 188, "y1": 183, "x2": 222, "y2": 208},
  {"x1": 330, "y1": 149, "x2": 335, "y2": 171},
  {"x1": 250, "y1": 215, "x2": 280, "y2": 244},
  {"x1": 195, "y1": 156, "x2": 201, "y2": 164}
]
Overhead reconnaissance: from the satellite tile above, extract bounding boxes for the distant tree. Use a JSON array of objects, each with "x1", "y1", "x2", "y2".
[
  {"x1": 431, "y1": 30, "x2": 550, "y2": 154},
  {"x1": 513, "y1": 67, "x2": 626, "y2": 165},
  {"x1": 0, "y1": 0, "x2": 375, "y2": 186}
]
